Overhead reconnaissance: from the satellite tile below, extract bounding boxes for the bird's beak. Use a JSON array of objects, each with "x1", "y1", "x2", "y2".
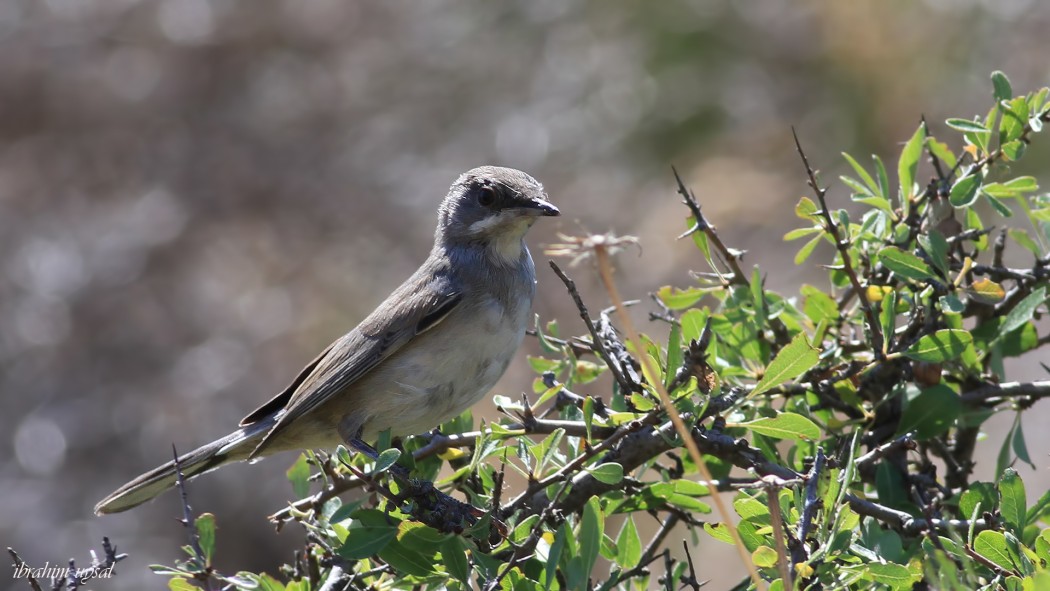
[{"x1": 524, "y1": 198, "x2": 560, "y2": 217}]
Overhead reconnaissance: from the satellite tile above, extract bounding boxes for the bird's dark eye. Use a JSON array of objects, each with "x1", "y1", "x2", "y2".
[{"x1": 477, "y1": 186, "x2": 497, "y2": 207}]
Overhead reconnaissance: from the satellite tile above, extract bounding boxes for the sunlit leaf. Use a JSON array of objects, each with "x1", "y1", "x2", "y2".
[
  {"x1": 898, "y1": 123, "x2": 926, "y2": 204},
  {"x1": 945, "y1": 118, "x2": 989, "y2": 133},
  {"x1": 903, "y1": 329, "x2": 973, "y2": 362},
  {"x1": 587, "y1": 462, "x2": 624, "y2": 485},
  {"x1": 741, "y1": 412, "x2": 820, "y2": 441},
  {"x1": 751, "y1": 332, "x2": 819, "y2": 397},
  {"x1": 195, "y1": 513, "x2": 216, "y2": 566},
  {"x1": 878, "y1": 246, "x2": 936, "y2": 281},
  {"x1": 998, "y1": 468, "x2": 1026, "y2": 538},
  {"x1": 1001, "y1": 286, "x2": 1046, "y2": 335},
  {"x1": 966, "y1": 278, "x2": 1006, "y2": 304},
  {"x1": 949, "y1": 173, "x2": 982, "y2": 208},
  {"x1": 286, "y1": 453, "x2": 311, "y2": 499},
  {"x1": 991, "y1": 70, "x2": 1013, "y2": 101},
  {"x1": 656, "y1": 285, "x2": 707, "y2": 310}
]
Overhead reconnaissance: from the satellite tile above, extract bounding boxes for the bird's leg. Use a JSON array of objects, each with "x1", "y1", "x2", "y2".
[
  {"x1": 347, "y1": 437, "x2": 411, "y2": 480},
  {"x1": 337, "y1": 432, "x2": 495, "y2": 537},
  {"x1": 347, "y1": 437, "x2": 379, "y2": 460}
]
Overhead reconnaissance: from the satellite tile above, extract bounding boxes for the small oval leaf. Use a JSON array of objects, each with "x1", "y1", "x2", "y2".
[
  {"x1": 587, "y1": 462, "x2": 625, "y2": 485},
  {"x1": 878, "y1": 247, "x2": 937, "y2": 282},
  {"x1": 742, "y1": 412, "x2": 821, "y2": 441}
]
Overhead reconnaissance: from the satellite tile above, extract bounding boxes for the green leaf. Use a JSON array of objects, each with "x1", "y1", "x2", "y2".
[
  {"x1": 917, "y1": 230, "x2": 949, "y2": 277},
  {"x1": 195, "y1": 513, "x2": 216, "y2": 566},
  {"x1": 583, "y1": 396, "x2": 594, "y2": 441},
  {"x1": 992, "y1": 70, "x2": 1013, "y2": 101},
  {"x1": 903, "y1": 329, "x2": 972, "y2": 362},
  {"x1": 665, "y1": 321, "x2": 683, "y2": 390},
  {"x1": 945, "y1": 118, "x2": 990, "y2": 133},
  {"x1": 801, "y1": 284, "x2": 839, "y2": 324},
  {"x1": 372, "y1": 448, "x2": 402, "y2": 475},
  {"x1": 987, "y1": 193, "x2": 1014, "y2": 218},
  {"x1": 874, "y1": 155, "x2": 891, "y2": 207},
  {"x1": 249, "y1": 574, "x2": 286, "y2": 591},
  {"x1": 843, "y1": 152, "x2": 881, "y2": 195},
  {"x1": 578, "y1": 496, "x2": 603, "y2": 586},
  {"x1": 878, "y1": 246, "x2": 936, "y2": 281},
  {"x1": 880, "y1": 289, "x2": 897, "y2": 352},
  {"x1": 545, "y1": 524, "x2": 567, "y2": 591},
  {"x1": 1001, "y1": 286, "x2": 1046, "y2": 335},
  {"x1": 841, "y1": 174, "x2": 874, "y2": 196},
  {"x1": 679, "y1": 308, "x2": 708, "y2": 345},
  {"x1": 1000, "y1": 96, "x2": 1029, "y2": 144},
  {"x1": 967, "y1": 278, "x2": 1007, "y2": 304},
  {"x1": 656, "y1": 285, "x2": 707, "y2": 310},
  {"x1": 169, "y1": 579, "x2": 199, "y2": 591},
  {"x1": 939, "y1": 293, "x2": 965, "y2": 314},
  {"x1": 926, "y1": 137, "x2": 958, "y2": 170},
  {"x1": 1004, "y1": 176, "x2": 1039, "y2": 193},
  {"x1": 379, "y1": 537, "x2": 440, "y2": 577},
  {"x1": 1001, "y1": 139, "x2": 1026, "y2": 161},
  {"x1": 974, "y1": 530, "x2": 1017, "y2": 571},
  {"x1": 949, "y1": 173, "x2": 982, "y2": 207},
  {"x1": 862, "y1": 562, "x2": 915, "y2": 591},
  {"x1": 985, "y1": 176, "x2": 1040, "y2": 199},
  {"x1": 795, "y1": 196, "x2": 818, "y2": 219},
  {"x1": 616, "y1": 517, "x2": 642, "y2": 570},
  {"x1": 960, "y1": 482, "x2": 996, "y2": 521},
  {"x1": 751, "y1": 332, "x2": 819, "y2": 397},
  {"x1": 853, "y1": 194, "x2": 894, "y2": 215},
  {"x1": 741, "y1": 412, "x2": 820, "y2": 441},
  {"x1": 587, "y1": 462, "x2": 624, "y2": 485},
  {"x1": 999, "y1": 468, "x2": 1026, "y2": 538},
  {"x1": 1012, "y1": 417, "x2": 1035, "y2": 470},
  {"x1": 286, "y1": 453, "x2": 311, "y2": 499},
  {"x1": 1026, "y1": 488, "x2": 1050, "y2": 529},
  {"x1": 751, "y1": 545, "x2": 778, "y2": 568},
  {"x1": 339, "y1": 510, "x2": 398, "y2": 559},
  {"x1": 784, "y1": 226, "x2": 822, "y2": 241},
  {"x1": 898, "y1": 123, "x2": 926, "y2": 204},
  {"x1": 897, "y1": 384, "x2": 960, "y2": 439},
  {"x1": 795, "y1": 233, "x2": 823, "y2": 265}
]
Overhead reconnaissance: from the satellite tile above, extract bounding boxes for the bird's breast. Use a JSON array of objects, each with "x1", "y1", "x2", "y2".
[{"x1": 357, "y1": 286, "x2": 533, "y2": 438}]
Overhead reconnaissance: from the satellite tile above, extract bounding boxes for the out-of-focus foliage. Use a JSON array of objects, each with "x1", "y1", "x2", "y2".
[{"x1": 140, "y1": 74, "x2": 1050, "y2": 590}]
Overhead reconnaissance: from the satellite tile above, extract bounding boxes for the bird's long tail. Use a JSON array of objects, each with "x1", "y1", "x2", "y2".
[{"x1": 94, "y1": 421, "x2": 272, "y2": 515}]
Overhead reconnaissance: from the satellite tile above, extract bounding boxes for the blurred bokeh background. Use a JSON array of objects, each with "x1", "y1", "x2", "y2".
[{"x1": 2, "y1": 0, "x2": 1049, "y2": 588}]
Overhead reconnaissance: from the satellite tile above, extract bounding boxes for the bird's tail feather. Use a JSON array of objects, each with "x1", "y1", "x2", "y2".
[{"x1": 94, "y1": 422, "x2": 270, "y2": 515}]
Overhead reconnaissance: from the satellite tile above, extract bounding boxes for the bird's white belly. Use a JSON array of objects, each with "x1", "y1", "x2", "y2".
[{"x1": 360, "y1": 295, "x2": 528, "y2": 439}]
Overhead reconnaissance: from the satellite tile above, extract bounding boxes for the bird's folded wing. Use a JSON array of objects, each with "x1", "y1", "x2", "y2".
[{"x1": 247, "y1": 274, "x2": 462, "y2": 458}]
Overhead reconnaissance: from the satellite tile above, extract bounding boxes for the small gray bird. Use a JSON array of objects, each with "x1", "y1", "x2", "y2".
[{"x1": 95, "y1": 166, "x2": 558, "y2": 514}]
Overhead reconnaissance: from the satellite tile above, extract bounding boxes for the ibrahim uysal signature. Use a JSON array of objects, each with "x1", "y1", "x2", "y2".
[{"x1": 11, "y1": 560, "x2": 116, "y2": 582}]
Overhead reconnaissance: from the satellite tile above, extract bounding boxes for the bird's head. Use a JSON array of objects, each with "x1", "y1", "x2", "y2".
[{"x1": 436, "y1": 166, "x2": 559, "y2": 264}]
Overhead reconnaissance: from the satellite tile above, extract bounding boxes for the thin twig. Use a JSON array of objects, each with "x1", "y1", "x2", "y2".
[
  {"x1": 7, "y1": 547, "x2": 44, "y2": 591},
  {"x1": 550, "y1": 261, "x2": 637, "y2": 394},
  {"x1": 679, "y1": 540, "x2": 704, "y2": 591},
  {"x1": 791, "y1": 128, "x2": 885, "y2": 357},
  {"x1": 854, "y1": 434, "x2": 916, "y2": 470},
  {"x1": 960, "y1": 380, "x2": 1050, "y2": 404},
  {"x1": 673, "y1": 167, "x2": 792, "y2": 349},
  {"x1": 172, "y1": 445, "x2": 210, "y2": 579},
  {"x1": 845, "y1": 494, "x2": 989, "y2": 536},
  {"x1": 793, "y1": 447, "x2": 825, "y2": 569}
]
